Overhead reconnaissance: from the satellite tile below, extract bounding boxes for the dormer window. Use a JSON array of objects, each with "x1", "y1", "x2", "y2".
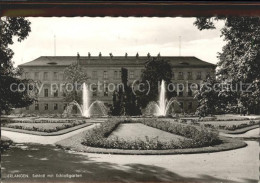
[
  {"x1": 179, "y1": 62, "x2": 189, "y2": 65},
  {"x1": 47, "y1": 62, "x2": 57, "y2": 65}
]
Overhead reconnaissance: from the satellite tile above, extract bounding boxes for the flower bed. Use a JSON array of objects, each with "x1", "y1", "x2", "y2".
[
  {"x1": 2, "y1": 120, "x2": 86, "y2": 133},
  {"x1": 203, "y1": 120, "x2": 260, "y2": 131},
  {"x1": 0, "y1": 118, "x2": 83, "y2": 124},
  {"x1": 82, "y1": 118, "x2": 220, "y2": 150},
  {"x1": 179, "y1": 117, "x2": 254, "y2": 123}
]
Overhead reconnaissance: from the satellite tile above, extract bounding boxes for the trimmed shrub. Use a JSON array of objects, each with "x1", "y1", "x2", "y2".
[{"x1": 1, "y1": 137, "x2": 13, "y2": 152}]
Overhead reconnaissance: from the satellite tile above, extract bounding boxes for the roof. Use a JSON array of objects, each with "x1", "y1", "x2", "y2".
[
  {"x1": 19, "y1": 56, "x2": 77, "y2": 67},
  {"x1": 19, "y1": 56, "x2": 216, "y2": 68}
]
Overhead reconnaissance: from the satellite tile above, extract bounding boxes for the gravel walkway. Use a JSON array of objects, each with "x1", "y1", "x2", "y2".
[
  {"x1": 1, "y1": 124, "x2": 97, "y2": 144},
  {"x1": 1, "y1": 141, "x2": 258, "y2": 183}
]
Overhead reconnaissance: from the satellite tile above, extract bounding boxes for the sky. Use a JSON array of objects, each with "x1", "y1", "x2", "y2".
[{"x1": 10, "y1": 17, "x2": 226, "y2": 67}]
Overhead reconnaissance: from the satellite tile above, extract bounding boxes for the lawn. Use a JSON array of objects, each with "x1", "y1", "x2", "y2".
[{"x1": 108, "y1": 123, "x2": 187, "y2": 143}]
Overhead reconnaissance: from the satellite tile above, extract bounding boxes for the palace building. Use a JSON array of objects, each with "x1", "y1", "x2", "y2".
[{"x1": 17, "y1": 54, "x2": 216, "y2": 114}]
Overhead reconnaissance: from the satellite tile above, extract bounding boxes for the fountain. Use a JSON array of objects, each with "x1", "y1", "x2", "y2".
[
  {"x1": 62, "y1": 83, "x2": 108, "y2": 118},
  {"x1": 82, "y1": 83, "x2": 90, "y2": 117},
  {"x1": 145, "y1": 80, "x2": 179, "y2": 117}
]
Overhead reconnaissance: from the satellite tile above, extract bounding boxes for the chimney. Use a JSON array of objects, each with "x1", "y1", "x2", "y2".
[
  {"x1": 147, "y1": 52, "x2": 151, "y2": 59},
  {"x1": 109, "y1": 53, "x2": 113, "y2": 59},
  {"x1": 77, "y1": 52, "x2": 80, "y2": 67},
  {"x1": 88, "y1": 52, "x2": 91, "y2": 64}
]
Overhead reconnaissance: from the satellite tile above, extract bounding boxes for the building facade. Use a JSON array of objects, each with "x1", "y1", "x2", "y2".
[{"x1": 17, "y1": 55, "x2": 216, "y2": 114}]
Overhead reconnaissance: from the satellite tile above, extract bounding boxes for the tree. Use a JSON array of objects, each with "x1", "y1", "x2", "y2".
[
  {"x1": 110, "y1": 67, "x2": 141, "y2": 116},
  {"x1": 194, "y1": 16, "x2": 260, "y2": 114},
  {"x1": 63, "y1": 63, "x2": 88, "y2": 104},
  {"x1": 111, "y1": 84, "x2": 124, "y2": 116},
  {"x1": 137, "y1": 58, "x2": 173, "y2": 108},
  {"x1": 195, "y1": 76, "x2": 223, "y2": 117},
  {"x1": 0, "y1": 17, "x2": 35, "y2": 115}
]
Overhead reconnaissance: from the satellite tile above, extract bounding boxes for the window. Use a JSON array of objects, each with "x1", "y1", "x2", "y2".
[
  {"x1": 63, "y1": 104, "x2": 68, "y2": 110},
  {"x1": 206, "y1": 72, "x2": 211, "y2": 78},
  {"x1": 179, "y1": 102, "x2": 184, "y2": 109},
  {"x1": 54, "y1": 103, "x2": 58, "y2": 110},
  {"x1": 197, "y1": 84, "x2": 201, "y2": 91},
  {"x1": 114, "y1": 71, "x2": 118, "y2": 79},
  {"x1": 178, "y1": 72, "x2": 184, "y2": 80},
  {"x1": 44, "y1": 88, "x2": 48, "y2": 97},
  {"x1": 25, "y1": 72, "x2": 29, "y2": 79},
  {"x1": 169, "y1": 84, "x2": 177, "y2": 97},
  {"x1": 35, "y1": 101, "x2": 39, "y2": 110},
  {"x1": 54, "y1": 90, "x2": 58, "y2": 97},
  {"x1": 34, "y1": 72, "x2": 39, "y2": 80},
  {"x1": 92, "y1": 71, "x2": 97, "y2": 79},
  {"x1": 197, "y1": 72, "x2": 202, "y2": 80},
  {"x1": 178, "y1": 85, "x2": 183, "y2": 97},
  {"x1": 92, "y1": 87, "x2": 97, "y2": 97},
  {"x1": 103, "y1": 71, "x2": 108, "y2": 79},
  {"x1": 44, "y1": 104, "x2": 48, "y2": 110},
  {"x1": 188, "y1": 84, "x2": 193, "y2": 97},
  {"x1": 44, "y1": 72, "x2": 48, "y2": 80},
  {"x1": 188, "y1": 102, "x2": 192, "y2": 110},
  {"x1": 104, "y1": 86, "x2": 108, "y2": 96},
  {"x1": 188, "y1": 72, "x2": 192, "y2": 80},
  {"x1": 130, "y1": 71, "x2": 134, "y2": 79},
  {"x1": 53, "y1": 72, "x2": 58, "y2": 80}
]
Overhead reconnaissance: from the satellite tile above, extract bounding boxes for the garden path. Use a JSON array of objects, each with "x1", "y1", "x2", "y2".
[
  {"x1": 1, "y1": 140, "x2": 258, "y2": 183},
  {"x1": 1, "y1": 123, "x2": 98, "y2": 144}
]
